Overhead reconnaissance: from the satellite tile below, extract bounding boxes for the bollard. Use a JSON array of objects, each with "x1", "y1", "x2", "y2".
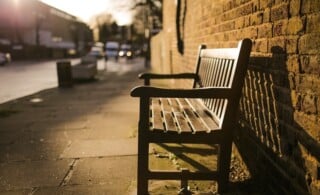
[{"x1": 56, "y1": 61, "x2": 73, "y2": 88}]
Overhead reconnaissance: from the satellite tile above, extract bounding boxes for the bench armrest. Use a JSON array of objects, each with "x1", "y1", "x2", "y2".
[
  {"x1": 139, "y1": 72, "x2": 198, "y2": 85},
  {"x1": 130, "y1": 86, "x2": 232, "y2": 99},
  {"x1": 139, "y1": 72, "x2": 198, "y2": 79}
]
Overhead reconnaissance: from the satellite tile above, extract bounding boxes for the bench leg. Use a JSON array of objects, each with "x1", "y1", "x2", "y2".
[
  {"x1": 137, "y1": 132, "x2": 149, "y2": 194},
  {"x1": 217, "y1": 141, "x2": 233, "y2": 193},
  {"x1": 137, "y1": 98, "x2": 150, "y2": 195}
]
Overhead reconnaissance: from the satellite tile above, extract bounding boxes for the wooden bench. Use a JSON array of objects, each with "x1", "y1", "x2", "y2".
[{"x1": 130, "y1": 39, "x2": 252, "y2": 194}]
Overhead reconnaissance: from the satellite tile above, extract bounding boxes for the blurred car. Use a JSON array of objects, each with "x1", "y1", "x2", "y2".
[
  {"x1": 105, "y1": 41, "x2": 119, "y2": 61},
  {"x1": 88, "y1": 46, "x2": 104, "y2": 59},
  {"x1": 118, "y1": 44, "x2": 133, "y2": 59},
  {"x1": 0, "y1": 52, "x2": 11, "y2": 65}
]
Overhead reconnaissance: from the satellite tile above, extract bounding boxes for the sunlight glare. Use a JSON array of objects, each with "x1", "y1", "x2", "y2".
[
  {"x1": 114, "y1": 12, "x2": 133, "y2": 26},
  {"x1": 13, "y1": 0, "x2": 20, "y2": 6},
  {"x1": 40, "y1": 0, "x2": 134, "y2": 24}
]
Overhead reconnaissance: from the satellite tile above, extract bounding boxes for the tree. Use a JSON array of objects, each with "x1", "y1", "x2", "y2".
[
  {"x1": 133, "y1": 0, "x2": 163, "y2": 34},
  {"x1": 88, "y1": 0, "x2": 163, "y2": 45},
  {"x1": 90, "y1": 13, "x2": 115, "y2": 42}
]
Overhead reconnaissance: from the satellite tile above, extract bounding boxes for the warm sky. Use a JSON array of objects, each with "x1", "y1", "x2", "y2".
[{"x1": 40, "y1": 0, "x2": 135, "y2": 25}]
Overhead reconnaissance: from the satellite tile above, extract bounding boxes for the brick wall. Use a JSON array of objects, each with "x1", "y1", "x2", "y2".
[{"x1": 151, "y1": 0, "x2": 320, "y2": 194}]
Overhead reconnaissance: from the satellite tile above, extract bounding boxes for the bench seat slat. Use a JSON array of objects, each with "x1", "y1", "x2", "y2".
[
  {"x1": 168, "y1": 98, "x2": 193, "y2": 133},
  {"x1": 150, "y1": 97, "x2": 220, "y2": 133},
  {"x1": 186, "y1": 99, "x2": 220, "y2": 132},
  {"x1": 160, "y1": 98, "x2": 172, "y2": 131},
  {"x1": 174, "y1": 112, "x2": 191, "y2": 133},
  {"x1": 176, "y1": 98, "x2": 208, "y2": 132},
  {"x1": 163, "y1": 111, "x2": 176, "y2": 131},
  {"x1": 151, "y1": 98, "x2": 194, "y2": 133},
  {"x1": 150, "y1": 98, "x2": 164, "y2": 130}
]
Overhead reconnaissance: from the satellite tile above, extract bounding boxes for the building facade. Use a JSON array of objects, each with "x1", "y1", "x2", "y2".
[
  {"x1": 0, "y1": 0, "x2": 93, "y2": 59},
  {"x1": 151, "y1": 0, "x2": 320, "y2": 194}
]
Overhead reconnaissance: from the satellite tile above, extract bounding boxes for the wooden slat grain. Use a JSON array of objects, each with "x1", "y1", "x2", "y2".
[
  {"x1": 150, "y1": 98, "x2": 164, "y2": 130},
  {"x1": 186, "y1": 99, "x2": 220, "y2": 132},
  {"x1": 169, "y1": 98, "x2": 192, "y2": 133},
  {"x1": 176, "y1": 98, "x2": 203, "y2": 133}
]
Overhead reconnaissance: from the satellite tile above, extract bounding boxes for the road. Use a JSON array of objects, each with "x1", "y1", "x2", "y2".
[{"x1": 0, "y1": 57, "x2": 145, "y2": 104}]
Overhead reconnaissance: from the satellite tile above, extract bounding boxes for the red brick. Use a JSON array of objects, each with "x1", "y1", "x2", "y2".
[
  {"x1": 296, "y1": 75, "x2": 320, "y2": 94},
  {"x1": 223, "y1": 0, "x2": 231, "y2": 11},
  {"x1": 307, "y1": 13, "x2": 320, "y2": 33},
  {"x1": 294, "y1": 110, "x2": 319, "y2": 138},
  {"x1": 291, "y1": 90, "x2": 301, "y2": 109},
  {"x1": 273, "y1": 19, "x2": 288, "y2": 36},
  {"x1": 218, "y1": 21, "x2": 235, "y2": 32},
  {"x1": 271, "y1": 3, "x2": 289, "y2": 22},
  {"x1": 299, "y1": 33, "x2": 320, "y2": 54},
  {"x1": 301, "y1": 0, "x2": 320, "y2": 14},
  {"x1": 235, "y1": 17, "x2": 245, "y2": 29},
  {"x1": 258, "y1": 23, "x2": 273, "y2": 38},
  {"x1": 244, "y1": 15, "x2": 251, "y2": 27},
  {"x1": 263, "y1": 7, "x2": 271, "y2": 22},
  {"x1": 300, "y1": 55, "x2": 320, "y2": 75},
  {"x1": 290, "y1": 0, "x2": 301, "y2": 16},
  {"x1": 287, "y1": 16, "x2": 305, "y2": 35},
  {"x1": 236, "y1": 2, "x2": 253, "y2": 16},
  {"x1": 254, "y1": 39, "x2": 268, "y2": 53},
  {"x1": 286, "y1": 54, "x2": 300, "y2": 73},
  {"x1": 286, "y1": 36, "x2": 299, "y2": 54},
  {"x1": 252, "y1": 0, "x2": 259, "y2": 12},
  {"x1": 260, "y1": 0, "x2": 273, "y2": 9},
  {"x1": 250, "y1": 11, "x2": 264, "y2": 25},
  {"x1": 242, "y1": 26, "x2": 258, "y2": 39},
  {"x1": 274, "y1": 0, "x2": 290, "y2": 4},
  {"x1": 288, "y1": 72, "x2": 296, "y2": 90}
]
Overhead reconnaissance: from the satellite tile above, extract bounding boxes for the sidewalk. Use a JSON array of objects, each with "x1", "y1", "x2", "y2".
[
  {"x1": 0, "y1": 69, "x2": 141, "y2": 194},
  {"x1": 0, "y1": 64, "x2": 264, "y2": 195}
]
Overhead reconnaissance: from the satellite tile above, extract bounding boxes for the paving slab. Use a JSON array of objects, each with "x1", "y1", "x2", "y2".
[
  {"x1": 0, "y1": 159, "x2": 73, "y2": 191},
  {"x1": 0, "y1": 189, "x2": 32, "y2": 195},
  {"x1": 60, "y1": 138, "x2": 137, "y2": 158},
  {"x1": 0, "y1": 141, "x2": 69, "y2": 162},
  {"x1": 68, "y1": 156, "x2": 136, "y2": 185},
  {"x1": 32, "y1": 156, "x2": 138, "y2": 195},
  {"x1": 34, "y1": 184, "x2": 135, "y2": 195},
  {"x1": 0, "y1": 129, "x2": 24, "y2": 145},
  {"x1": 86, "y1": 113, "x2": 137, "y2": 139}
]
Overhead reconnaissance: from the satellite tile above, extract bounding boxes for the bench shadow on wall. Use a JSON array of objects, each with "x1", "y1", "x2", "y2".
[{"x1": 236, "y1": 46, "x2": 319, "y2": 194}]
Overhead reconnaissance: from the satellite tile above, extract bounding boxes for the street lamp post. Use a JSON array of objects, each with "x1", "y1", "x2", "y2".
[
  {"x1": 34, "y1": 10, "x2": 45, "y2": 58},
  {"x1": 143, "y1": 3, "x2": 150, "y2": 68}
]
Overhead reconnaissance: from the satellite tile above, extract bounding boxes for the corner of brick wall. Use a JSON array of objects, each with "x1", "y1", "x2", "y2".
[{"x1": 151, "y1": 0, "x2": 320, "y2": 193}]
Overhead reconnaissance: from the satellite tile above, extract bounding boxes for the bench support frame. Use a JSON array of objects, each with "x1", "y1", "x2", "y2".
[{"x1": 131, "y1": 39, "x2": 252, "y2": 194}]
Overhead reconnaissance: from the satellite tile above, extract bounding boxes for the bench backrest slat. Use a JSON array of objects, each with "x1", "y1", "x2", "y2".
[{"x1": 192, "y1": 39, "x2": 252, "y2": 128}]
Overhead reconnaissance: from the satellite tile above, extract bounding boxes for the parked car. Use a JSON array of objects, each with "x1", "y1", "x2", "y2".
[
  {"x1": 105, "y1": 41, "x2": 119, "y2": 61},
  {"x1": 88, "y1": 46, "x2": 104, "y2": 59},
  {"x1": 0, "y1": 52, "x2": 11, "y2": 65},
  {"x1": 118, "y1": 44, "x2": 133, "y2": 59},
  {"x1": 119, "y1": 44, "x2": 133, "y2": 59}
]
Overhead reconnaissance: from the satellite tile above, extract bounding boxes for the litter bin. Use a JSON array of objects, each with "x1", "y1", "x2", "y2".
[{"x1": 56, "y1": 61, "x2": 73, "y2": 88}]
